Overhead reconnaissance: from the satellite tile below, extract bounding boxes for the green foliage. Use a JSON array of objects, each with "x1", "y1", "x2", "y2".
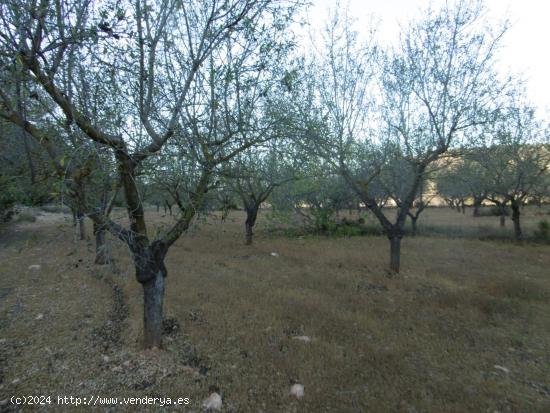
[
  {"x1": 0, "y1": 175, "x2": 52, "y2": 221},
  {"x1": 1, "y1": 177, "x2": 54, "y2": 208},
  {"x1": 311, "y1": 208, "x2": 334, "y2": 232},
  {"x1": 332, "y1": 220, "x2": 384, "y2": 237},
  {"x1": 267, "y1": 209, "x2": 384, "y2": 238}
]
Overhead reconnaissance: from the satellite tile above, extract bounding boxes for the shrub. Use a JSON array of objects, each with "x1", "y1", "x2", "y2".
[
  {"x1": 312, "y1": 217, "x2": 383, "y2": 238},
  {"x1": 311, "y1": 209, "x2": 335, "y2": 232},
  {"x1": 333, "y1": 222, "x2": 363, "y2": 237},
  {"x1": 268, "y1": 213, "x2": 384, "y2": 239}
]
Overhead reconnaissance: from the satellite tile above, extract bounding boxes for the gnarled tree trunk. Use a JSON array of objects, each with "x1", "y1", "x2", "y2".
[
  {"x1": 389, "y1": 233, "x2": 402, "y2": 273},
  {"x1": 511, "y1": 201, "x2": 523, "y2": 241},
  {"x1": 495, "y1": 202, "x2": 507, "y2": 227},
  {"x1": 472, "y1": 197, "x2": 482, "y2": 217},
  {"x1": 386, "y1": 225, "x2": 405, "y2": 273},
  {"x1": 135, "y1": 243, "x2": 168, "y2": 349},
  {"x1": 410, "y1": 216, "x2": 418, "y2": 236},
  {"x1": 164, "y1": 201, "x2": 173, "y2": 216},
  {"x1": 93, "y1": 222, "x2": 111, "y2": 265},
  {"x1": 244, "y1": 205, "x2": 259, "y2": 245},
  {"x1": 142, "y1": 273, "x2": 165, "y2": 348}
]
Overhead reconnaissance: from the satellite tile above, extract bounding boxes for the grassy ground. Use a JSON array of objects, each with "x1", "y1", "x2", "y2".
[
  {"x1": 0, "y1": 207, "x2": 549, "y2": 412},
  {"x1": 411, "y1": 206, "x2": 550, "y2": 240}
]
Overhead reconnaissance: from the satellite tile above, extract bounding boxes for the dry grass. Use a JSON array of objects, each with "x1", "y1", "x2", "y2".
[
  {"x1": 1, "y1": 208, "x2": 549, "y2": 412},
  {"x1": 413, "y1": 206, "x2": 550, "y2": 239}
]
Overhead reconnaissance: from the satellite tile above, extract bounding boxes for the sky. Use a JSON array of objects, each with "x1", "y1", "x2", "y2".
[{"x1": 299, "y1": 0, "x2": 550, "y2": 114}]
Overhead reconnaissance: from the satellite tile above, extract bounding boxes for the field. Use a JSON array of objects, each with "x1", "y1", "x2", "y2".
[{"x1": 1, "y1": 207, "x2": 549, "y2": 412}]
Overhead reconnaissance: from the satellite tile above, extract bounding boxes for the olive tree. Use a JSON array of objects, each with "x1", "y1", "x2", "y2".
[
  {"x1": 436, "y1": 157, "x2": 489, "y2": 215},
  {"x1": 473, "y1": 103, "x2": 549, "y2": 241},
  {"x1": 0, "y1": 0, "x2": 299, "y2": 348},
  {"x1": 0, "y1": 61, "x2": 120, "y2": 260},
  {"x1": 373, "y1": 153, "x2": 436, "y2": 236},
  {"x1": 227, "y1": 144, "x2": 298, "y2": 244},
  {"x1": 304, "y1": 0, "x2": 507, "y2": 272}
]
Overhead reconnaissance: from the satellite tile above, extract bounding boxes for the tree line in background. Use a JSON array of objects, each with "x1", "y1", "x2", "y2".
[{"x1": 0, "y1": 0, "x2": 548, "y2": 348}]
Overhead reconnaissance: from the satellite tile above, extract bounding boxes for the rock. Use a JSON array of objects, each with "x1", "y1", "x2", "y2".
[
  {"x1": 11, "y1": 378, "x2": 20, "y2": 385},
  {"x1": 290, "y1": 383, "x2": 304, "y2": 399},
  {"x1": 270, "y1": 252, "x2": 279, "y2": 257},
  {"x1": 292, "y1": 335, "x2": 311, "y2": 343},
  {"x1": 28, "y1": 265, "x2": 41, "y2": 271},
  {"x1": 35, "y1": 313, "x2": 43, "y2": 320},
  {"x1": 202, "y1": 392, "x2": 222, "y2": 411},
  {"x1": 494, "y1": 365, "x2": 510, "y2": 374},
  {"x1": 102, "y1": 355, "x2": 110, "y2": 363}
]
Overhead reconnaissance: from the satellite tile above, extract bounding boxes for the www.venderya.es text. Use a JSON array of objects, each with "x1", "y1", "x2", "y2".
[{"x1": 10, "y1": 395, "x2": 190, "y2": 407}]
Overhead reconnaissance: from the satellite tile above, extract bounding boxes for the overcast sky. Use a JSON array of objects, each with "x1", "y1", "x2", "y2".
[{"x1": 300, "y1": 0, "x2": 550, "y2": 114}]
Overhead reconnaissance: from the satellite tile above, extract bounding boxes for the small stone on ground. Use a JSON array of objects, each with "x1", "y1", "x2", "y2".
[
  {"x1": 290, "y1": 383, "x2": 304, "y2": 399},
  {"x1": 202, "y1": 392, "x2": 222, "y2": 411},
  {"x1": 494, "y1": 365, "x2": 510, "y2": 374},
  {"x1": 292, "y1": 335, "x2": 311, "y2": 343}
]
